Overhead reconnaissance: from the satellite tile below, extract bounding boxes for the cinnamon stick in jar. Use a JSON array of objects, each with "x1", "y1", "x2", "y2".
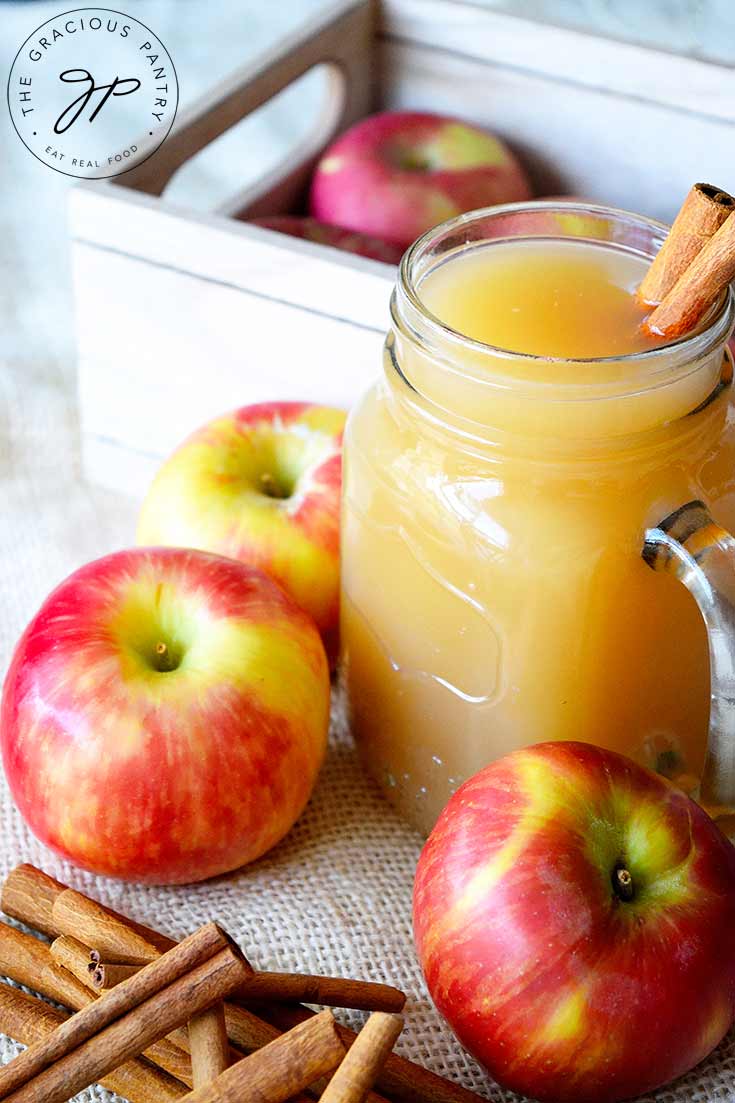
[
  {"x1": 321, "y1": 1012, "x2": 404, "y2": 1103},
  {"x1": 180, "y1": 1010, "x2": 345, "y2": 1103},
  {"x1": 0, "y1": 982, "x2": 186, "y2": 1101},
  {"x1": 1, "y1": 941, "x2": 252, "y2": 1103},
  {"x1": 643, "y1": 210, "x2": 735, "y2": 339},
  {"x1": 638, "y1": 183, "x2": 735, "y2": 305}
]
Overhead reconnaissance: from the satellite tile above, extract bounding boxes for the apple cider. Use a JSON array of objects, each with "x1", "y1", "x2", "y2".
[{"x1": 340, "y1": 204, "x2": 735, "y2": 835}]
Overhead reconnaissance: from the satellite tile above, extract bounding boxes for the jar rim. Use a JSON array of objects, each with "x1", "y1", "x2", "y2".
[{"x1": 398, "y1": 201, "x2": 735, "y2": 381}]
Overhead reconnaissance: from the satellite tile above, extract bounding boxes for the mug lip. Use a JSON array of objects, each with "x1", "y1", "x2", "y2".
[{"x1": 399, "y1": 201, "x2": 735, "y2": 370}]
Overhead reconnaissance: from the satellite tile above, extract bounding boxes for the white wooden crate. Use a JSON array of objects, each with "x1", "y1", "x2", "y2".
[{"x1": 71, "y1": 0, "x2": 735, "y2": 497}]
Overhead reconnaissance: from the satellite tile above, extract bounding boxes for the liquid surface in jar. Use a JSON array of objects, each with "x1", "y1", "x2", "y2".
[{"x1": 419, "y1": 239, "x2": 663, "y2": 359}]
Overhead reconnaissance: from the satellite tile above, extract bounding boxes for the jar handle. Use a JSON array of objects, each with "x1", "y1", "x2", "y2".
[{"x1": 644, "y1": 501, "x2": 735, "y2": 817}]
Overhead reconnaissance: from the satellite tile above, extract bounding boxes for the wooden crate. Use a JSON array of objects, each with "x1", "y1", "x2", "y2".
[{"x1": 71, "y1": 0, "x2": 735, "y2": 496}]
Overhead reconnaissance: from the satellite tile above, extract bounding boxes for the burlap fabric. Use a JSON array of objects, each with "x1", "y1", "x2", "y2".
[{"x1": 2, "y1": 4, "x2": 735, "y2": 1100}]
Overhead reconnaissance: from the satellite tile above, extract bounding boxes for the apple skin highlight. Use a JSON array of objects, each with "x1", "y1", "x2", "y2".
[
  {"x1": 1, "y1": 547, "x2": 330, "y2": 884},
  {"x1": 414, "y1": 740, "x2": 735, "y2": 1103},
  {"x1": 310, "y1": 111, "x2": 532, "y2": 250}
]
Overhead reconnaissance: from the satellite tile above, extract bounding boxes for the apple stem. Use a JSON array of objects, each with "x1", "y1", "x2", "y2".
[
  {"x1": 155, "y1": 641, "x2": 175, "y2": 673},
  {"x1": 612, "y1": 866, "x2": 634, "y2": 903},
  {"x1": 259, "y1": 472, "x2": 281, "y2": 498}
]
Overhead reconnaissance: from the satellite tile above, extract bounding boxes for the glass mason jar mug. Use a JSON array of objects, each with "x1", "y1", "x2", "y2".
[{"x1": 340, "y1": 203, "x2": 735, "y2": 836}]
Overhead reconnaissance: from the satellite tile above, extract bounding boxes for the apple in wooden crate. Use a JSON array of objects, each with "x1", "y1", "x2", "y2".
[
  {"x1": 310, "y1": 110, "x2": 532, "y2": 250},
  {"x1": 414, "y1": 741, "x2": 735, "y2": 1103},
  {"x1": 250, "y1": 215, "x2": 404, "y2": 264},
  {"x1": 138, "y1": 402, "x2": 346, "y2": 664},
  {"x1": 1, "y1": 547, "x2": 329, "y2": 884}
]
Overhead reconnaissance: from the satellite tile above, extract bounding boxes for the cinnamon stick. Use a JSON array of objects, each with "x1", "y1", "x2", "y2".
[
  {"x1": 0, "y1": 921, "x2": 233, "y2": 1098},
  {"x1": 52, "y1": 887, "x2": 163, "y2": 964},
  {"x1": 2, "y1": 866, "x2": 170, "y2": 953},
  {"x1": 1, "y1": 942, "x2": 252, "y2": 1103},
  {"x1": 54, "y1": 934, "x2": 141, "y2": 996},
  {"x1": 0, "y1": 922, "x2": 94, "y2": 1011},
  {"x1": 0, "y1": 866, "x2": 67, "y2": 938},
  {"x1": 0, "y1": 922, "x2": 193, "y2": 1088},
  {"x1": 638, "y1": 183, "x2": 735, "y2": 305},
  {"x1": 49, "y1": 934, "x2": 99, "y2": 988},
  {"x1": 240, "y1": 972, "x2": 406, "y2": 1013},
  {"x1": 321, "y1": 1012, "x2": 404, "y2": 1103},
  {"x1": 643, "y1": 210, "x2": 735, "y2": 338},
  {"x1": 3, "y1": 867, "x2": 403, "y2": 1009},
  {"x1": 262, "y1": 1004, "x2": 486, "y2": 1103},
  {"x1": 0, "y1": 982, "x2": 186, "y2": 1101},
  {"x1": 189, "y1": 1005, "x2": 230, "y2": 1088},
  {"x1": 219, "y1": 1007, "x2": 389, "y2": 1103},
  {"x1": 222, "y1": 1002, "x2": 283, "y2": 1050},
  {"x1": 52, "y1": 893, "x2": 405, "y2": 1011},
  {"x1": 181, "y1": 1010, "x2": 345, "y2": 1102},
  {"x1": 91, "y1": 960, "x2": 142, "y2": 989},
  {"x1": 0, "y1": 901, "x2": 300, "y2": 1094},
  {"x1": 2, "y1": 868, "x2": 480, "y2": 1103},
  {"x1": 12, "y1": 873, "x2": 322, "y2": 1087},
  {"x1": 0, "y1": 926, "x2": 301, "y2": 1100},
  {"x1": 2, "y1": 867, "x2": 400, "y2": 1047}
]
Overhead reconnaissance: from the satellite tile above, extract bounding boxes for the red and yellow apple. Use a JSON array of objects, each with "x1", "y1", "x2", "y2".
[
  {"x1": 310, "y1": 111, "x2": 532, "y2": 250},
  {"x1": 414, "y1": 741, "x2": 735, "y2": 1103},
  {"x1": 249, "y1": 215, "x2": 404, "y2": 264},
  {"x1": 1, "y1": 547, "x2": 330, "y2": 884},
  {"x1": 137, "y1": 402, "x2": 345, "y2": 663}
]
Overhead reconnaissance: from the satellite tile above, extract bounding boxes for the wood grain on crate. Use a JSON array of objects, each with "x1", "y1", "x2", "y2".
[{"x1": 71, "y1": 0, "x2": 735, "y2": 498}]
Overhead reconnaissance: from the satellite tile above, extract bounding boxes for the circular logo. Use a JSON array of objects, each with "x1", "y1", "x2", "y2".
[{"x1": 7, "y1": 8, "x2": 178, "y2": 179}]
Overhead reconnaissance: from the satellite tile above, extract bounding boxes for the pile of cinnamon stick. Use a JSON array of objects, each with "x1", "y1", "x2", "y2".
[{"x1": 0, "y1": 865, "x2": 484, "y2": 1103}]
